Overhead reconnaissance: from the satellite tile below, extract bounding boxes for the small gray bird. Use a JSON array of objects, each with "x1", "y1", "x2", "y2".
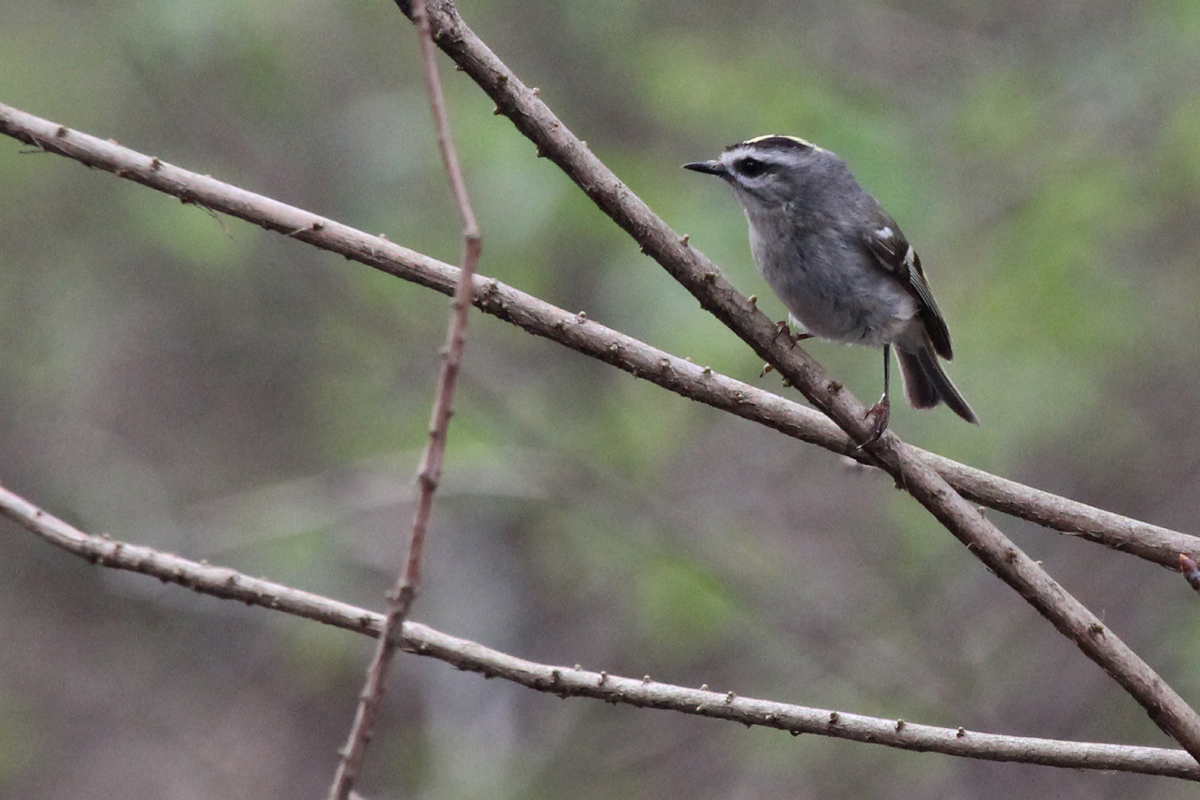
[{"x1": 684, "y1": 135, "x2": 977, "y2": 436}]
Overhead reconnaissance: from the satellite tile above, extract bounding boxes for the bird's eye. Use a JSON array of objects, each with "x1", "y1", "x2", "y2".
[{"x1": 735, "y1": 157, "x2": 767, "y2": 177}]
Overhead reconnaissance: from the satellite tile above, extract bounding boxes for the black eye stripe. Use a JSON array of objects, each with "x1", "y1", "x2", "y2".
[{"x1": 734, "y1": 157, "x2": 768, "y2": 177}]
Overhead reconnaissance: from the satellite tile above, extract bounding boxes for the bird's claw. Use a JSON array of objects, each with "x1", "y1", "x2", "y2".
[
  {"x1": 763, "y1": 323, "x2": 813, "y2": 377},
  {"x1": 855, "y1": 396, "x2": 891, "y2": 452},
  {"x1": 773, "y1": 321, "x2": 813, "y2": 348}
]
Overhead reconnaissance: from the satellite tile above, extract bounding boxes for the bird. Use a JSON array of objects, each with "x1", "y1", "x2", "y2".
[{"x1": 684, "y1": 134, "x2": 977, "y2": 440}]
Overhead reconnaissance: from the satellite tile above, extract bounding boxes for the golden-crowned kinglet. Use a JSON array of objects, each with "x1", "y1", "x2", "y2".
[{"x1": 684, "y1": 135, "x2": 977, "y2": 436}]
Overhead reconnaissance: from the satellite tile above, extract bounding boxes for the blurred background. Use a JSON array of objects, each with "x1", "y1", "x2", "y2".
[{"x1": 2, "y1": 0, "x2": 1200, "y2": 797}]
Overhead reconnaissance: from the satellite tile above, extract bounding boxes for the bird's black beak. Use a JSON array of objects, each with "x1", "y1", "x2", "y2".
[{"x1": 683, "y1": 160, "x2": 726, "y2": 177}]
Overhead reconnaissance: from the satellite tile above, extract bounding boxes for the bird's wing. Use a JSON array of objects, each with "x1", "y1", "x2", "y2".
[{"x1": 862, "y1": 222, "x2": 953, "y2": 360}]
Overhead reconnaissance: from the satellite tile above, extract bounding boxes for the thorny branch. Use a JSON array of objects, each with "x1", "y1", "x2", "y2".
[
  {"x1": 328, "y1": 1, "x2": 482, "y2": 797},
  {"x1": 2, "y1": 482, "x2": 1198, "y2": 780}
]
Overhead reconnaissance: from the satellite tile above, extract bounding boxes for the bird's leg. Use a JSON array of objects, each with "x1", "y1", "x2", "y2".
[
  {"x1": 857, "y1": 344, "x2": 891, "y2": 449},
  {"x1": 762, "y1": 322, "x2": 814, "y2": 376}
]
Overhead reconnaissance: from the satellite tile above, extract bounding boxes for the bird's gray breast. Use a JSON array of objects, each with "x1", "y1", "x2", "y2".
[{"x1": 746, "y1": 210, "x2": 917, "y2": 347}]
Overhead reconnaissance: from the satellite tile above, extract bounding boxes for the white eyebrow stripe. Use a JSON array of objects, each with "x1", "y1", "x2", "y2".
[{"x1": 742, "y1": 134, "x2": 819, "y2": 149}]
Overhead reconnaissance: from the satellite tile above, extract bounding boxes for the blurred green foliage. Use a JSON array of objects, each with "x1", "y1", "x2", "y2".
[{"x1": 3, "y1": 0, "x2": 1200, "y2": 798}]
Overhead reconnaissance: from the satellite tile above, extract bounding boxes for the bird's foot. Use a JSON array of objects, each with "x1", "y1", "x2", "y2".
[
  {"x1": 773, "y1": 320, "x2": 813, "y2": 348},
  {"x1": 855, "y1": 396, "x2": 891, "y2": 451},
  {"x1": 762, "y1": 323, "x2": 813, "y2": 376}
]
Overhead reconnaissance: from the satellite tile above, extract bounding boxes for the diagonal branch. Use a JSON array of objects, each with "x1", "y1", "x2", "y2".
[
  {"x1": 388, "y1": 0, "x2": 1200, "y2": 758},
  {"x1": 2, "y1": 481, "x2": 1198, "y2": 780},
  {"x1": 0, "y1": 99, "x2": 1191, "y2": 570},
  {"x1": 328, "y1": 1, "x2": 483, "y2": 796}
]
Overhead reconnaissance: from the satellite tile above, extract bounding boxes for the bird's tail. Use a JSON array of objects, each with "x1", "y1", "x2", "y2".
[{"x1": 896, "y1": 347, "x2": 978, "y2": 425}]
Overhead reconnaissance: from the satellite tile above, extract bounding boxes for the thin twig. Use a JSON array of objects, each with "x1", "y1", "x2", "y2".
[
  {"x1": 328, "y1": 2, "x2": 482, "y2": 796},
  {"x1": 2, "y1": 482, "x2": 1197, "y2": 780},
  {"x1": 0, "y1": 101, "x2": 1192, "y2": 570}
]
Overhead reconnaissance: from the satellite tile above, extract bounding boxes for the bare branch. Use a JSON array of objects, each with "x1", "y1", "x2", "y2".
[
  {"x1": 380, "y1": 0, "x2": 1200, "y2": 758},
  {"x1": 329, "y1": 1, "x2": 483, "y2": 795},
  {"x1": 0, "y1": 100, "x2": 1191, "y2": 571},
  {"x1": 2, "y1": 481, "x2": 1197, "y2": 780}
]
